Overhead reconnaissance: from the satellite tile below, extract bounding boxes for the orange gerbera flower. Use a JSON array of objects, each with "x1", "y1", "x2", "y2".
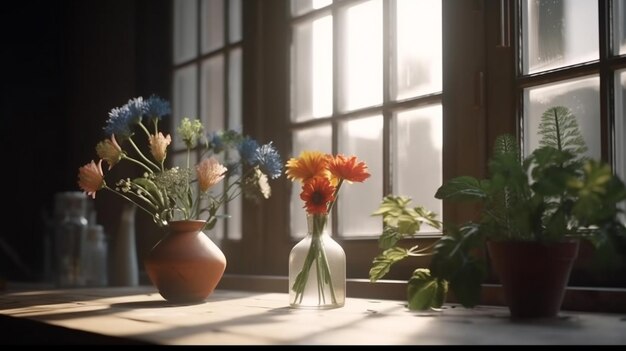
[
  {"x1": 286, "y1": 151, "x2": 330, "y2": 183},
  {"x1": 328, "y1": 154, "x2": 370, "y2": 183},
  {"x1": 78, "y1": 159, "x2": 105, "y2": 199},
  {"x1": 300, "y1": 177, "x2": 335, "y2": 214}
]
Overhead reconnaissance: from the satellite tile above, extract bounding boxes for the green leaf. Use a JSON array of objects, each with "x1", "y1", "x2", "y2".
[
  {"x1": 435, "y1": 176, "x2": 486, "y2": 201},
  {"x1": 369, "y1": 247, "x2": 409, "y2": 282},
  {"x1": 447, "y1": 257, "x2": 486, "y2": 308},
  {"x1": 407, "y1": 268, "x2": 449, "y2": 310},
  {"x1": 378, "y1": 228, "x2": 401, "y2": 249},
  {"x1": 133, "y1": 177, "x2": 166, "y2": 208}
]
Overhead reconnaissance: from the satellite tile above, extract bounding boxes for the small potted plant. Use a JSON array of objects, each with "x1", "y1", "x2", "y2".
[{"x1": 370, "y1": 106, "x2": 626, "y2": 318}]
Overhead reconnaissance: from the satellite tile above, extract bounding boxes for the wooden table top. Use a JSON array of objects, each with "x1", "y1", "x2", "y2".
[{"x1": 1, "y1": 286, "x2": 625, "y2": 345}]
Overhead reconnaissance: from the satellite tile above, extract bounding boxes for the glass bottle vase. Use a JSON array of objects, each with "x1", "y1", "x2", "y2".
[{"x1": 289, "y1": 213, "x2": 346, "y2": 309}]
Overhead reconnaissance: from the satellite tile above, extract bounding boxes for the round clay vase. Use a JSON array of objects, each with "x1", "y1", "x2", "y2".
[
  {"x1": 144, "y1": 220, "x2": 226, "y2": 304},
  {"x1": 487, "y1": 240, "x2": 579, "y2": 319}
]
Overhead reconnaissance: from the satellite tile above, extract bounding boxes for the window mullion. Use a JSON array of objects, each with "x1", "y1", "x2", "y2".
[{"x1": 382, "y1": 0, "x2": 392, "y2": 196}]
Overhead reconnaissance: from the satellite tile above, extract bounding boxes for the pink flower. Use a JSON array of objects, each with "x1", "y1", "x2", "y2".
[
  {"x1": 96, "y1": 134, "x2": 123, "y2": 170},
  {"x1": 196, "y1": 157, "x2": 227, "y2": 192},
  {"x1": 149, "y1": 132, "x2": 171, "y2": 163},
  {"x1": 78, "y1": 160, "x2": 105, "y2": 198}
]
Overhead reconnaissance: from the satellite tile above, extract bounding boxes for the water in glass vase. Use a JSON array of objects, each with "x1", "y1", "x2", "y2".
[{"x1": 289, "y1": 213, "x2": 346, "y2": 309}]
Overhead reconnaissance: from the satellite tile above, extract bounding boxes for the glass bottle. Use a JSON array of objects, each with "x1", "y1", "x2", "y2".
[
  {"x1": 289, "y1": 213, "x2": 346, "y2": 309},
  {"x1": 54, "y1": 192, "x2": 88, "y2": 287},
  {"x1": 83, "y1": 224, "x2": 108, "y2": 287}
]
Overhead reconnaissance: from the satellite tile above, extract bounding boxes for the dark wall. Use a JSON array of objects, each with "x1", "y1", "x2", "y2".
[{"x1": 0, "y1": 0, "x2": 171, "y2": 282}]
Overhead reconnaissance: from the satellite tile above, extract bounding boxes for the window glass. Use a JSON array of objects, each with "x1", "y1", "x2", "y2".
[
  {"x1": 393, "y1": 105, "x2": 442, "y2": 233},
  {"x1": 616, "y1": 0, "x2": 626, "y2": 56},
  {"x1": 292, "y1": 16, "x2": 333, "y2": 121},
  {"x1": 340, "y1": 0, "x2": 383, "y2": 112},
  {"x1": 173, "y1": 65, "x2": 199, "y2": 149},
  {"x1": 394, "y1": 0, "x2": 442, "y2": 100},
  {"x1": 201, "y1": 0, "x2": 224, "y2": 54},
  {"x1": 174, "y1": 0, "x2": 198, "y2": 64},
  {"x1": 337, "y1": 115, "x2": 383, "y2": 237},
  {"x1": 201, "y1": 56, "x2": 225, "y2": 132},
  {"x1": 522, "y1": 0, "x2": 598, "y2": 74},
  {"x1": 523, "y1": 76, "x2": 600, "y2": 160}
]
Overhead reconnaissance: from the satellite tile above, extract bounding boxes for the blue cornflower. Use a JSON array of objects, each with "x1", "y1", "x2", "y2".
[
  {"x1": 144, "y1": 95, "x2": 171, "y2": 120},
  {"x1": 238, "y1": 137, "x2": 260, "y2": 165},
  {"x1": 104, "y1": 106, "x2": 133, "y2": 138},
  {"x1": 255, "y1": 142, "x2": 283, "y2": 179},
  {"x1": 125, "y1": 97, "x2": 144, "y2": 125}
]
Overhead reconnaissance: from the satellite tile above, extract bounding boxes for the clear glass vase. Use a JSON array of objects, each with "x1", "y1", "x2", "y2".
[{"x1": 289, "y1": 213, "x2": 346, "y2": 309}]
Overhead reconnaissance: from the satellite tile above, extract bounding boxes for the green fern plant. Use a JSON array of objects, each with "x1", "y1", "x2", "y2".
[{"x1": 538, "y1": 105, "x2": 588, "y2": 156}]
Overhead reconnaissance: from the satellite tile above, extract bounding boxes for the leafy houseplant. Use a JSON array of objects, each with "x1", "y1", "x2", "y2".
[{"x1": 370, "y1": 106, "x2": 626, "y2": 316}]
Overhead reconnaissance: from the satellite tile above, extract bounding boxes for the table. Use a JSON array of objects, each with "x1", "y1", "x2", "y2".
[{"x1": 0, "y1": 286, "x2": 625, "y2": 344}]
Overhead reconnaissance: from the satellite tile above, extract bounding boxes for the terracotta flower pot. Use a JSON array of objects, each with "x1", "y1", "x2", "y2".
[
  {"x1": 487, "y1": 240, "x2": 579, "y2": 319},
  {"x1": 144, "y1": 220, "x2": 227, "y2": 304}
]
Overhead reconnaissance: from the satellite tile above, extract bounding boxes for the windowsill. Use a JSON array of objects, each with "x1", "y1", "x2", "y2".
[
  {"x1": 217, "y1": 274, "x2": 626, "y2": 314},
  {"x1": 1, "y1": 285, "x2": 625, "y2": 344}
]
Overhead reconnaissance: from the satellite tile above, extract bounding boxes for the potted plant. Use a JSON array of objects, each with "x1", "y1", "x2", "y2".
[{"x1": 370, "y1": 106, "x2": 626, "y2": 318}]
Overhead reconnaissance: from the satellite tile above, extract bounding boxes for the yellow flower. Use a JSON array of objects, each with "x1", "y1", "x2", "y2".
[
  {"x1": 95, "y1": 135, "x2": 123, "y2": 170},
  {"x1": 196, "y1": 157, "x2": 227, "y2": 192},
  {"x1": 285, "y1": 151, "x2": 330, "y2": 183},
  {"x1": 149, "y1": 132, "x2": 171, "y2": 163},
  {"x1": 78, "y1": 160, "x2": 105, "y2": 199}
]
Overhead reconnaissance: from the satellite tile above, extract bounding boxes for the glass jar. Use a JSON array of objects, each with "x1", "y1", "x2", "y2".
[
  {"x1": 54, "y1": 192, "x2": 88, "y2": 287},
  {"x1": 288, "y1": 213, "x2": 346, "y2": 309}
]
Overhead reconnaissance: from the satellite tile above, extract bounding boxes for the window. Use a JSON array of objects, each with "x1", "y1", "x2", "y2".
[
  {"x1": 171, "y1": 0, "x2": 243, "y2": 242},
  {"x1": 171, "y1": 1, "x2": 626, "y2": 293},
  {"x1": 289, "y1": 0, "x2": 443, "y2": 240}
]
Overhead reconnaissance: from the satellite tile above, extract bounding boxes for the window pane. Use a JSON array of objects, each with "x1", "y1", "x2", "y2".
[
  {"x1": 290, "y1": 125, "x2": 332, "y2": 238},
  {"x1": 337, "y1": 116, "x2": 383, "y2": 237},
  {"x1": 173, "y1": 65, "x2": 198, "y2": 150},
  {"x1": 616, "y1": 70, "x2": 626, "y2": 194},
  {"x1": 616, "y1": 0, "x2": 626, "y2": 56},
  {"x1": 522, "y1": 0, "x2": 598, "y2": 74},
  {"x1": 201, "y1": 56, "x2": 225, "y2": 133},
  {"x1": 174, "y1": 0, "x2": 198, "y2": 64},
  {"x1": 393, "y1": 105, "x2": 442, "y2": 233},
  {"x1": 291, "y1": 0, "x2": 332, "y2": 17},
  {"x1": 201, "y1": 0, "x2": 224, "y2": 54},
  {"x1": 292, "y1": 16, "x2": 333, "y2": 122},
  {"x1": 394, "y1": 0, "x2": 442, "y2": 100},
  {"x1": 340, "y1": 0, "x2": 382, "y2": 112},
  {"x1": 226, "y1": 192, "x2": 242, "y2": 240},
  {"x1": 229, "y1": 0, "x2": 242, "y2": 43},
  {"x1": 523, "y1": 76, "x2": 600, "y2": 160},
  {"x1": 228, "y1": 48, "x2": 242, "y2": 131}
]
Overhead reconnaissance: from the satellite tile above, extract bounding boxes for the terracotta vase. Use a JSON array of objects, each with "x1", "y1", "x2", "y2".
[
  {"x1": 144, "y1": 220, "x2": 226, "y2": 303},
  {"x1": 487, "y1": 240, "x2": 579, "y2": 319}
]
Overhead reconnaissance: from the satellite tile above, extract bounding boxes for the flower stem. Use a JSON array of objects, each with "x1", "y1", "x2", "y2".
[
  {"x1": 128, "y1": 137, "x2": 160, "y2": 171},
  {"x1": 104, "y1": 186, "x2": 157, "y2": 222},
  {"x1": 122, "y1": 155, "x2": 154, "y2": 174}
]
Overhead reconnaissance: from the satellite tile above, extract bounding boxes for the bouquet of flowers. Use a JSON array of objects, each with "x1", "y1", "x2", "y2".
[
  {"x1": 77, "y1": 95, "x2": 282, "y2": 230},
  {"x1": 285, "y1": 151, "x2": 370, "y2": 306}
]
